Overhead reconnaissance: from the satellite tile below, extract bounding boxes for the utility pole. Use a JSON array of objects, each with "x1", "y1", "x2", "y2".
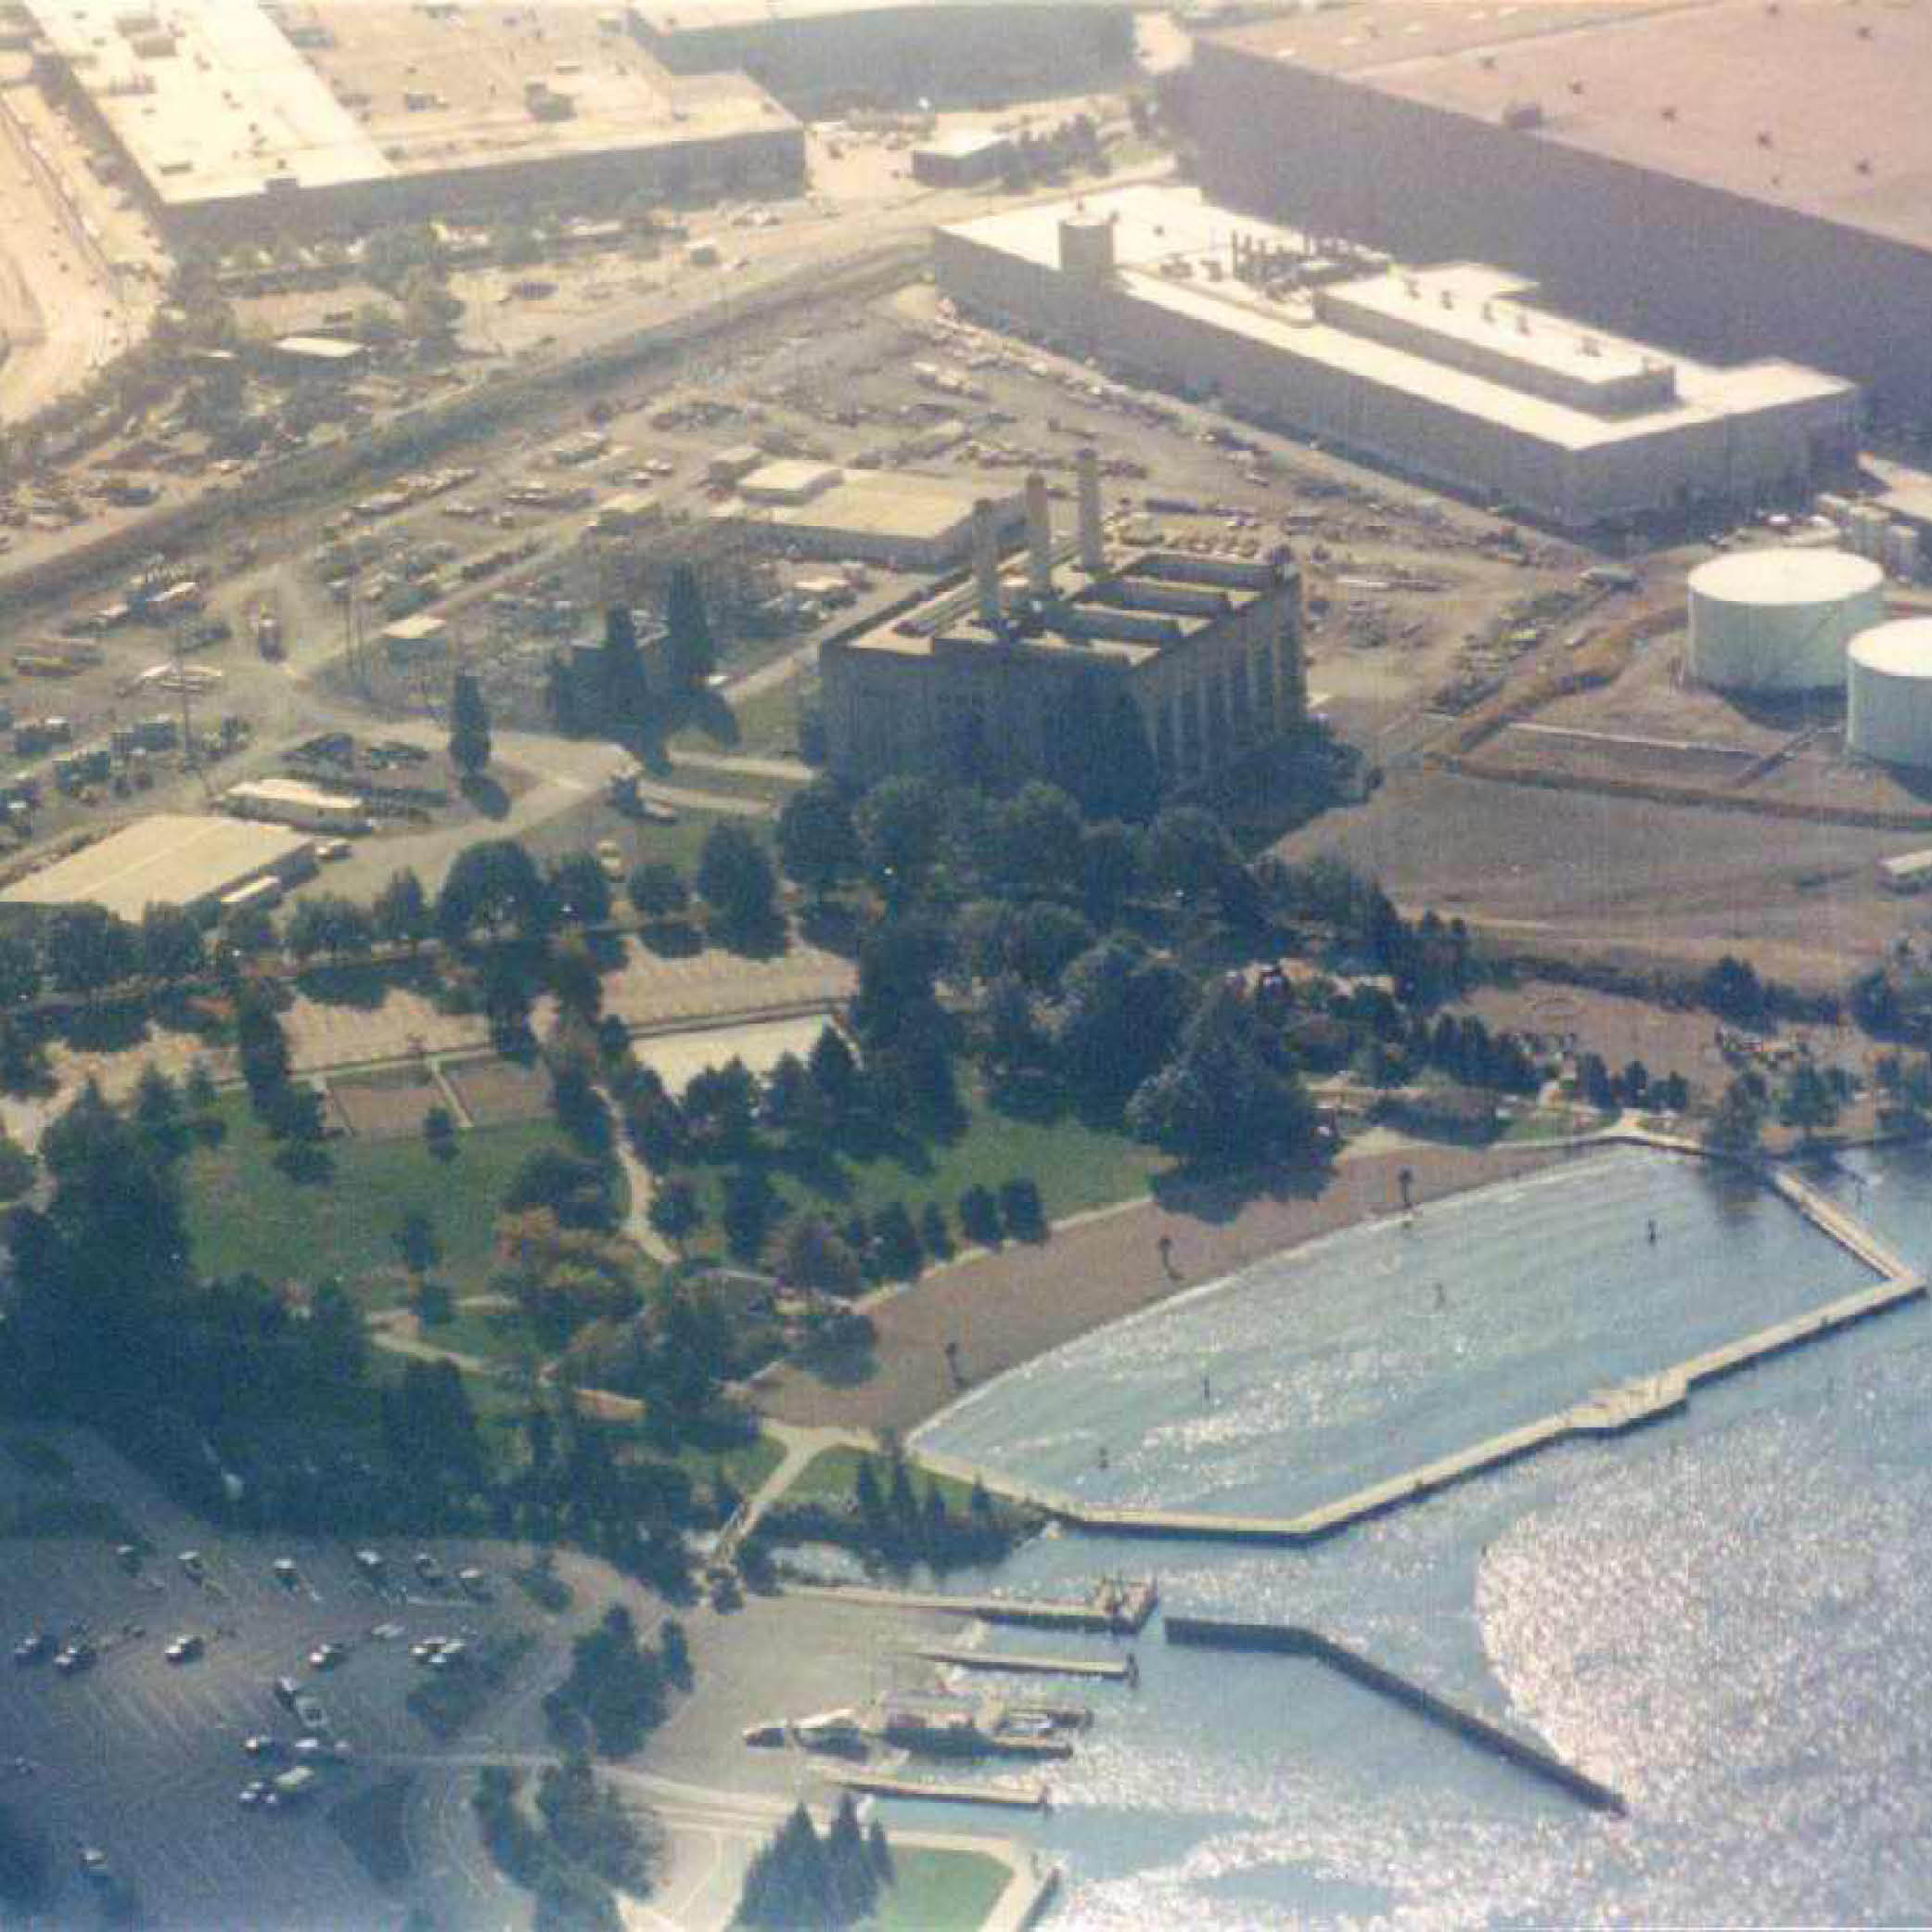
[{"x1": 172, "y1": 617, "x2": 211, "y2": 800}]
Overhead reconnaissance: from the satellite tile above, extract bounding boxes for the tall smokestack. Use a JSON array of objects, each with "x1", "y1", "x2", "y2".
[
  {"x1": 1077, "y1": 445, "x2": 1105, "y2": 573},
  {"x1": 1024, "y1": 472, "x2": 1054, "y2": 598},
  {"x1": 971, "y1": 498, "x2": 1002, "y2": 626}
]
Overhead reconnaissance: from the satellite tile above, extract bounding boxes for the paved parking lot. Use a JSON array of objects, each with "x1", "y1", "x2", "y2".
[{"x1": 0, "y1": 1431, "x2": 586, "y2": 1928}]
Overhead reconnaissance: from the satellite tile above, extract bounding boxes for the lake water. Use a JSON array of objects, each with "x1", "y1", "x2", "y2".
[{"x1": 900, "y1": 1145, "x2": 1932, "y2": 1927}]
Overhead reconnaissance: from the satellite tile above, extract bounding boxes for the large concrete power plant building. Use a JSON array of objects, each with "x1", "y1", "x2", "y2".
[
  {"x1": 1188, "y1": 0, "x2": 1932, "y2": 417},
  {"x1": 934, "y1": 185, "x2": 1858, "y2": 531},
  {"x1": 1685, "y1": 549, "x2": 1885, "y2": 693},
  {"x1": 26, "y1": 0, "x2": 802, "y2": 244},
  {"x1": 821, "y1": 450, "x2": 1305, "y2": 803}
]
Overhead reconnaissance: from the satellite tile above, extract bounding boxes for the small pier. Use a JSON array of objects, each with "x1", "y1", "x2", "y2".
[
  {"x1": 912, "y1": 1647, "x2": 1133, "y2": 1683},
  {"x1": 792, "y1": 1575, "x2": 1158, "y2": 1634},
  {"x1": 831, "y1": 1771, "x2": 1050, "y2": 1811},
  {"x1": 1166, "y1": 1615, "x2": 1626, "y2": 1814}
]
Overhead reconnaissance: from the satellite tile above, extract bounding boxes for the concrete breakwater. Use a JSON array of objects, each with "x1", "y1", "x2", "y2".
[{"x1": 1165, "y1": 1616, "x2": 1627, "y2": 1815}]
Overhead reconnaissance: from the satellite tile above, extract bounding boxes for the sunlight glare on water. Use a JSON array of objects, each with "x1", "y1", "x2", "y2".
[{"x1": 902, "y1": 1148, "x2": 1932, "y2": 1925}]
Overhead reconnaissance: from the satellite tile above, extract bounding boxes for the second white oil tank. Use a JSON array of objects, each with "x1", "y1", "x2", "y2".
[
  {"x1": 1849, "y1": 619, "x2": 1932, "y2": 768},
  {"x1": 1687, "y1": 547, "x2": 1884, "y2": 692}
]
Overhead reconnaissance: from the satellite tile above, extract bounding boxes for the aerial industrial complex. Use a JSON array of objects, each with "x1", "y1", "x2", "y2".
[
  {"x1": 25, "y1": 0, "x2": 803, "y2": 241},
  {"x1": 11, "y1": 6, "x2": 1932, "y2": 1926},
  {"x1": 936, "y1": 185, "x2": 1859, "y2": 530},
  {"x1": 1190, "y1": 0, "x2": 1932, "y2": 415},
  {"x1": 0, "y1": 812, "x2": 313, "y2": 922},
  {"x1": 628, "y1": 0, "x2": 1136, "y2": 116},
  {"x1": 823, "y1": 448, "x2": 1304, "y2": 796}
]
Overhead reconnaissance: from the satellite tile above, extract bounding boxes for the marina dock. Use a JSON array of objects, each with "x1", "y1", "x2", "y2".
[
  {"x1": 1166, "y1": 1615, "x2": 1626, "y2": 1814},
  {"x1": 913, "y1": 1647, "x2": 1134, "y2": 1682},
  {"x1": 792, "y1": 1576, "x2": 1158, "y2": 1633}
]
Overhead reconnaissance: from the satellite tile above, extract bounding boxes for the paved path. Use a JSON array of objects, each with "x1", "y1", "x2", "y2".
[
  {"x1": 721, "y1": 1419, "x2": 872, "y2": 1555},
  {"x1": 616, "y1": 1139, "x2": 679, "y2": 1266},
  {"x1": 669, "y1": 748, "x2": 816, "y2": 786}
]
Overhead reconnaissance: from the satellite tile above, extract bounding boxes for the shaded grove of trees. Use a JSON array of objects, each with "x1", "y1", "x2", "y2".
[
  {"x1": 543, "y1": 1604, "x2": 675, "y2": 1759},
  {"x1": 0, "y1": 1073, "x2": 736, "y2": 1583},
  {"x1": 473, "y1": 1756, "x2": 656, "y2": 1932},
  {"x1": 736, "y1": 1798, "x2": 892, "y2": 1932},
  {"x1": 759, "y1": 1445, "x2": 1029, "y2": 1573}
]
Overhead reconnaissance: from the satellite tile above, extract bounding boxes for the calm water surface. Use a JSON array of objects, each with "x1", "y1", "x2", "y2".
[{"x1": 899, "y1": 1147, "x2": 1932, "y2": 1926}]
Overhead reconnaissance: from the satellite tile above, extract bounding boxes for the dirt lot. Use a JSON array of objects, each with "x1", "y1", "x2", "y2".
[
  {"x1": 326, "y1": 1064, "x2": 449, "y2": 1141},
  {"x1": 1282, "y1": 761, "x2": 1921, "y2": 991},
  {"x1": 1480, "y1": 605, "x2": 1932, "y2": 825},
  {"x1": 443, "y1": 1055, "x2": 551, "y2": 1129}
]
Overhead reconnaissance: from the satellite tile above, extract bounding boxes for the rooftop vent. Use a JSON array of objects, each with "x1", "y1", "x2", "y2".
[
  {"x1": 1661, "y1": 104, "x2": 1678, "y2": 122},
  {"x1": 1757, "y1": 130, "x2": 1774, "y2": 147}
]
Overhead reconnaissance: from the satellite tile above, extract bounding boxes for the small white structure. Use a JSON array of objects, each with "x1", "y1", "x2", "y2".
[
  {"x1": 226, "y1": 777, "x2": 366, "y2": 834},
  {"x1": 1849, "y1": 618, "x2": 1932, "y2": 768},
  {"x1": 1686, "y1": 547, "x2": 1884, "y2": 692}
]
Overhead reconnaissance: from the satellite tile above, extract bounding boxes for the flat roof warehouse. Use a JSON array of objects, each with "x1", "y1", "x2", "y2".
[
  {"x1": 0, "y1": 815, "x2": 314, "y2": 924},
  {"x1": 935, "y1": 185, "x2": 1855, "y2": 527},
  {"x1": 1190, "y1": 0, "x2": 1932, "y2": 410},
  {"x1": 25, "y1": 0, "x2": 800, "y2": 235},
  {"x1": 1214, "y1": 0, "x2": 1932, "y2": 253}
]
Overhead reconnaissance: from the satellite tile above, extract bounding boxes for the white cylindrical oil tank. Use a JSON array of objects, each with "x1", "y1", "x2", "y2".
[
  {"x1": 1686, "y1": 547, "x2": 1885, "y2": 692},
  {"x1": 1849, "y1": 619, "x2": 1932, "y2": 767}
]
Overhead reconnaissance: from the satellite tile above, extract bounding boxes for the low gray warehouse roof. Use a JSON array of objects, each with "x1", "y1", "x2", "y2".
[{"x1": 1, "y1": 813, "x2": 313, "y2": 922}]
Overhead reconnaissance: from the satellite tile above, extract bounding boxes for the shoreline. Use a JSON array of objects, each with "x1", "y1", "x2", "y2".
[{"x1": 754, "y1": 1137, "x2": 1585, "y2": 1436}]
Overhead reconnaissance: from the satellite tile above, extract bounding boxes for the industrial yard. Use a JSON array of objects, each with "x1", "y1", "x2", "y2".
[{"x1": 6, "y1": 2, "x2": 1932, "y2": 1926}]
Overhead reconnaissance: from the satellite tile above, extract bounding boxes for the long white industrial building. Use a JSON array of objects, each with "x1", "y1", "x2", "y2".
[{"x1": 933, "y1": 186, "x2": 1860, "y2": 531}]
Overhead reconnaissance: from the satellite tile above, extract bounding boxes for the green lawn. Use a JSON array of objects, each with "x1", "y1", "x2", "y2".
[
  {"x1": 866, "y1": 1848, "x2": 1015, "y2": 1931},
  {"x1": 782, "y1": 1445, "x2": 990, "y2": 1516},
  {"x1": 668, "y1": 1428, "x2": 786, "y2": 1500},
  {"x1": 620, "y1": 805, "x2": 774, "y2": 883},
  {"x1": 683, "y1": 1087, "x2": 1165, "y2": 1261},
  {"x1": 415, "y1": 1300, "x2": 544, "y2": 1370},
  {"x1": 185, "y1": 1094, "x2": 623, "y2": 1308}
]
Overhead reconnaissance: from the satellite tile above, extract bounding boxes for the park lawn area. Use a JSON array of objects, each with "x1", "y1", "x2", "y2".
[
  {"x1": 185, "y1": 1094, "x2": 624, "y2": 1308},
  {"x1": 684, "y1": 1087, "x2": 1165, "y2": 1256},
  {"x1": 661, "y1": 759, "x2": 803, "y2": 806},
  {"x1": 621, "y1": 804, "x2": 774, "y2": 883},
  {"x1": 782, "y1": 1445, "x2": 990, "y2": 1516},
  {"x1": 666, "y1": 1427, "x2": 786, "y2": 1500},
  {"x1": 414, "y1": 1300, "x2": 545, "y2": 1371},
  {"x1": 1500, "y1": 1107, "x2": 1608, "y2": 1145},
  {"x1": 865, "y1": 1848, "x2": 1015, "y2": 1931}
]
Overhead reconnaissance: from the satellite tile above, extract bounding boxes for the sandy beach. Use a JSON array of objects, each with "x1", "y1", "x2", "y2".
[{"x1": 756, "y1": 1138, "x2": 1580, "y2": 1434}]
